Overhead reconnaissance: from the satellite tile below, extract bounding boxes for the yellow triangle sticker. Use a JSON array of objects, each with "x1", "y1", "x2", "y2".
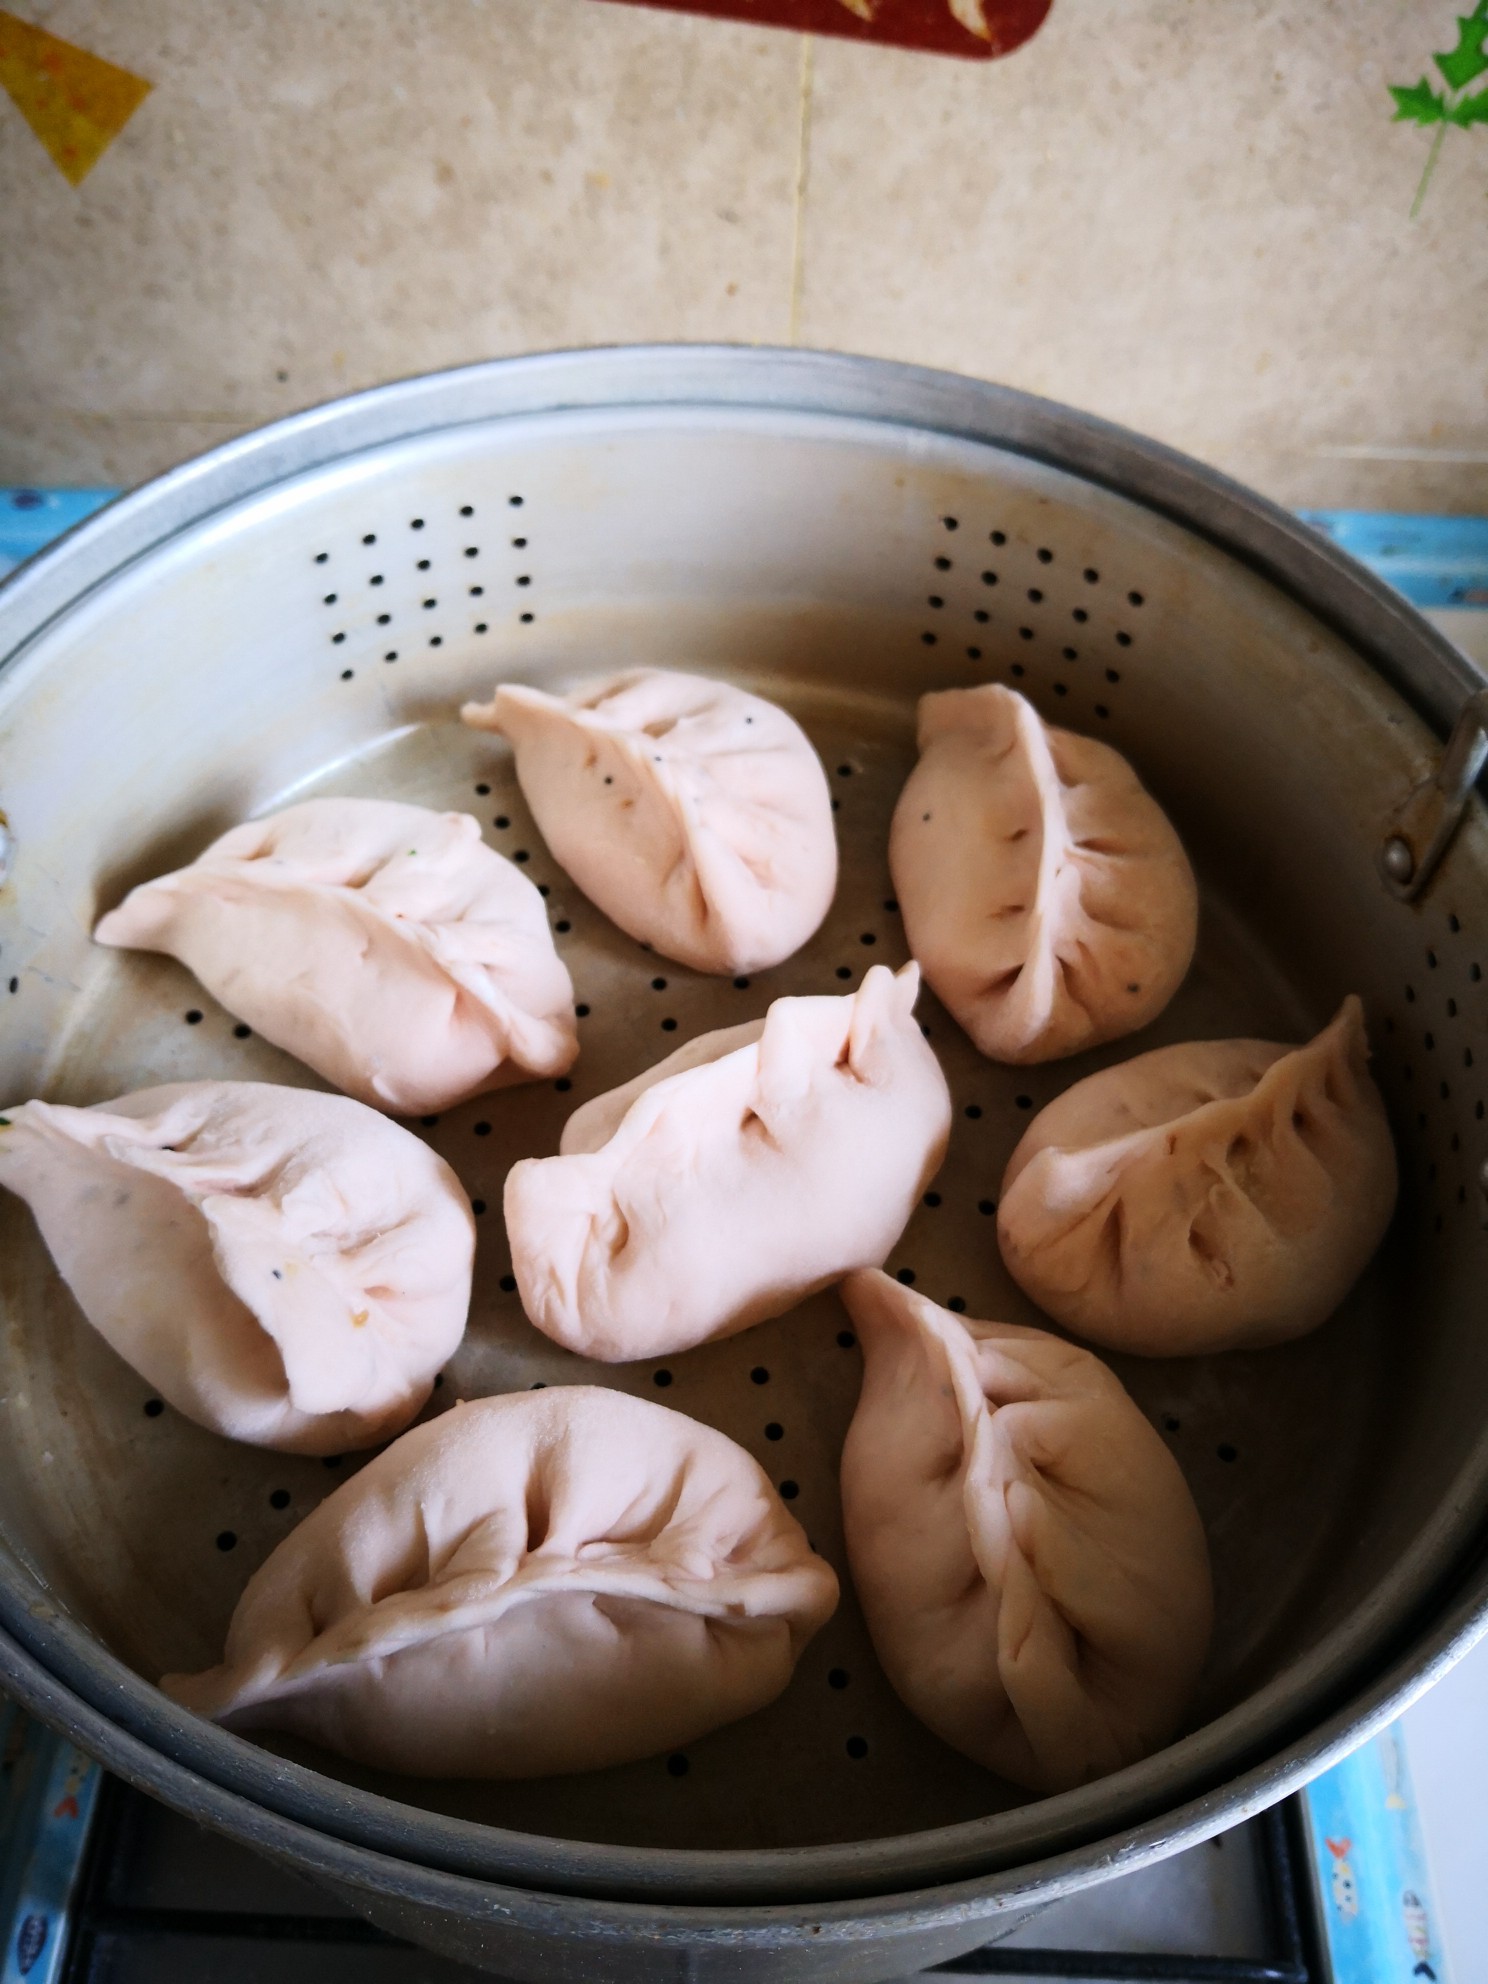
[{"x1": 0, "y1": 10, "x2": 151, "y2": 187}]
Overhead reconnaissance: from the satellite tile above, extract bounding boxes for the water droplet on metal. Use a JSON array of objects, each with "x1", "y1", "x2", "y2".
[{"x1": 1382, "y1": 836, "x2": 1415, "y2": 885}]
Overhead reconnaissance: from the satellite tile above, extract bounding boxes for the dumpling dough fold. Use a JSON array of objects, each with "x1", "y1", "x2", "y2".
[
  {"x1": 839, "y1": 1270, "x2": 1212, "y2": 1795},
  {"x1": 163, "y1": 1388, "x2": 839, "y2": 1778},
  {"x1": 461, "y1": 668, "x2": 837, "y2": 974},
  {"x1": 94, "y1": 798, "x2": 578, "y2": 1115},
  {"x1": 889, "y1": 685, "x2": 1197, "y2": 1063},
  {"x1": 505, "y1": 963, "x2": 951, "y2": 1361},
  {"x1": 997, "y1": 997, "x2": 1398, "y2": 1355},
  {"x1": 0, "y1": 1082, "x2": 473, "y2": 1454}
]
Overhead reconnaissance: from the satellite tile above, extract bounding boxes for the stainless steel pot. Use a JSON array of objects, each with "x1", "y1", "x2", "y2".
[{"x1": 2, "y1": 348, "x2": 1487, "y2": 1982}]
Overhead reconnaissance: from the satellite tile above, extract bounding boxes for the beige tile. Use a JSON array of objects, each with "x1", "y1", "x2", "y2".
[
  {"x1": 0, "y1": 407, "x2": 247, "y2": 488},
  {"x1": 2, "y1": 0, "x2": 1484, "y2": 507},
  {"x1": 0, "y1": 0, "x2": 804, "y2": 484},
  {"x1": 797, "y1": 1, "x2": 1488, "y2": 511}
]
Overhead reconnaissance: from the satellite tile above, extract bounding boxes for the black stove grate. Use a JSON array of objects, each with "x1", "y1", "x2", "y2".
[{"x1": 60, "y1": 1776, "x2": 1322, "y2": 1984}]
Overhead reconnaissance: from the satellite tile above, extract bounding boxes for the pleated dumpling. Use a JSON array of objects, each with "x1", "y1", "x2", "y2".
[
  {"x1": 839, "y1": 1270, "x2": 1212, "y2": 1795},
  {"x1": 889, "y1": 685, "x2": 1197, "y2": 1063},
  {"x1": 95, "y1": 798, "x2": 577, "y2": 1115},
  {"x1": 505, "y1": 964, "x2": 951, "y2": 1361},
  {"x1": 997, "y1": 997, "x2": 1397, "y2": 1356},
  {"x1": 0, "y1": 1082, "x2": 473, "y2": 1454},
  {"x1": 461, "y1": 668, "x2": 837, "y2": 974},
  {"x1": 163, "y1": 1388, "x2": 839, "y2": 1778}
]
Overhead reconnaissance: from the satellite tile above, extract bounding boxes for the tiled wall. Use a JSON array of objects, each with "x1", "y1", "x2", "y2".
[{"x1": 1, "y1": 0, "x2": 1484, "y2": 507}]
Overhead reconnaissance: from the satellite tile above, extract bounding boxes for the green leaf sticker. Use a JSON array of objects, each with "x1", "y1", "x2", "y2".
[
  {"x1": 1389, "y1": 3, "x2": 1488, "y2": 214},
  {"x1": 1434, "y1": 4, "x2": 1488, "y2": 90},
  {"x1": 1391, "y1": 77, "x2": 1448, "y2": 124},
  {"x1": 0, "y1": 1117, "x2": 10, "y2": 1128}
]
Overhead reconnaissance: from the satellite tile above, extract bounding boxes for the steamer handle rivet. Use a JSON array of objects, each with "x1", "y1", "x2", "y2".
[{"x1": 1379, "y1": 687, "x2": 1488, "y2": 903}]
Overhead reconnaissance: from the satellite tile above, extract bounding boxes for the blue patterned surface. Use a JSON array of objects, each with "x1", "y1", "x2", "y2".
[
  {"x1": 0, "y1": 489, "x2": 114, "y2": 581},
  {"x1": 1305, "y1": 1724, "x2": 1450, "y2": 1982},
  {"x1": 0, "y1": 1707, "x2": 99, "y2": 1984},
  {"x1": 1298, "y1": 510, "x2": 1488, "y2": 609}
]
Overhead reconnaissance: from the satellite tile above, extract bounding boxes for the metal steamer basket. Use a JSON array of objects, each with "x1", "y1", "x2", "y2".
[{"x1": 2, "y1": 349, "x2": 1487, "y2": 1984}]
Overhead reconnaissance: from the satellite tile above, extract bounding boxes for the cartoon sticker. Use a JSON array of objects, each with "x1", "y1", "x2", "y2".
[
  {"x1": 588, "y1": 0, "x2": 1052, "y2": 61},
  {"x1": 1389, "y1": 1, "x2": 1488, "y2": 214},
  {"x1": 0, "y1": 10, "x2": 151, "y2": 187}
]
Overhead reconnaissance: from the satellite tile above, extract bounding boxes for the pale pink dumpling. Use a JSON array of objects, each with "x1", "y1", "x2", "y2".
[
  {"x1": 505, "y1": 964, "x2": 952, "y2": 1362},
  {"x1": 839, "y1": 1270, "x2": 1213, "y2": 1794},
  {"x1": 94, "y1": 798, "x2": 577, "y2": 1115},
  {"x1": 0, "y1": 1082, "x2": 474, "y2": 1455},
  {"x1": 162, "y1": 1388, "x2": 839, "y2": 1778},
  {"x1": 997, "y1": 997, "x2": 1398, "y2": 1355},
  {"x1": 889, "y1": 686, "x2": 1197, "y2": 1064},
  {"x1": 461, "y1": 668, "x2": 837, "y2": 974}
]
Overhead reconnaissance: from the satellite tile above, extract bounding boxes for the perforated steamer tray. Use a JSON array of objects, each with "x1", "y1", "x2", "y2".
[{"x1": 2, "y1": 351, "x2": 1488, "y2": 1911}]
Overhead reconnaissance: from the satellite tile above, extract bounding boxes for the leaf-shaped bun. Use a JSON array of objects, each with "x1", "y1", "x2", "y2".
[
  {"x1": 163, "y1": 1388, "x2": 839, "y2": 1777},
  {"x1": 839, "y1": 1270, "x2": 1212, "y2": 1794},
  {"x1": 461, "y1": 668, "x2": 837, "y2": 974},
  {"x1": 95, "y1": 798, "x2": 577, "y2": 1115},
  {"x1": 505, "y1": 964, "x2": 951, "y2": 1361},
  {"x1": 889, "y1": 685, "x2": 1197, "y2": 1063},
  {"x1": 998, "y1": 998, "x2": 1398, "y2": 1355},
  {"x1": 0, "y1": 1082, "x2": 473, "y2": 1454}
]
